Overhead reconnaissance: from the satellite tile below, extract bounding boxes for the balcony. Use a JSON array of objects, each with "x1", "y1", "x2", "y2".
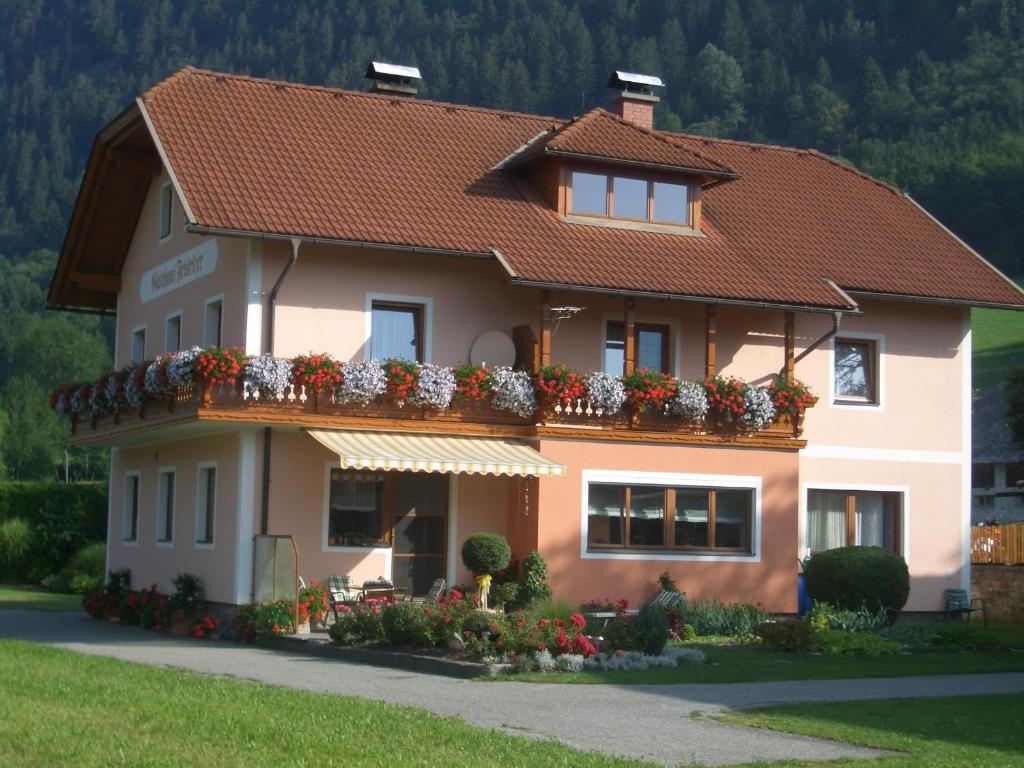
[{"x1": 66, "y1": 377, "x2": 809, "y2": 450}]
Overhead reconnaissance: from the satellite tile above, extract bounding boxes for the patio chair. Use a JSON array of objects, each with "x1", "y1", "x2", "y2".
[
  {"x1": 409, "y1": 578, "x2": 446, "y2": 606},
  {"x1": 328, "y1": 575, "x2": 359, "y2": 620},
  {"x1": 652, "y1": 590, "x2": 686, "y2": 611},
  {"x1": 944, "y1": 588, "x2": 986, "y2": 629}
]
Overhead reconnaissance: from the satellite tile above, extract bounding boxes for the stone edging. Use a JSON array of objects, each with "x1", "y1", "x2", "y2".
[{"x1": 265, "y1": 634, "x2": 507, "y2": 679}]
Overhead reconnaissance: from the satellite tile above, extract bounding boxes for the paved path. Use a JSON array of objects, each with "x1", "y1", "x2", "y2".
[{"x1": 4, "y1": 610, "x2": 1024, "y2": 766}]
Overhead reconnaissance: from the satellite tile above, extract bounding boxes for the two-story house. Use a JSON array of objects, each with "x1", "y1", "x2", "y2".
[{"x1": 48, "y1": 65, "x2": 1024, "y2": 612}]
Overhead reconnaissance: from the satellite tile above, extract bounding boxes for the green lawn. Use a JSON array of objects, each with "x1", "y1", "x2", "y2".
[
  {"x1": 511, "y1": 634, "x2": 1024, "y2": 685},
  {"x1": 722, "y1": 693, "x2": 1024, "y2": 767},
  {"x1": 973, "y1": 304, "x2": 1024, "y2": 389},
  {"x1": 0, "y1": 639, "x2": 652, "y2": 768},
  {"x1": 0, "y1": 585, "x2": 82, "y2": 612}
]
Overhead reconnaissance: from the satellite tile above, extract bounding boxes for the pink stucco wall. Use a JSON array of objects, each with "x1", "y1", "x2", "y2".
[
  {"x1": 114, "y1": 174, "x2": 246, "y2": 368},
  {"x1": 109, "y1": 432, "x2": 240, "y2": 603}
]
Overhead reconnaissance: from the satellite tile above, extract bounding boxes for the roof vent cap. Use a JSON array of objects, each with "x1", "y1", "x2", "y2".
[
  {"x1": 366, "y1": 61, "x2": 422, "y2": 97},
  {"x1": 607, "y1": 70, "x2": 664, "y2": 101}
]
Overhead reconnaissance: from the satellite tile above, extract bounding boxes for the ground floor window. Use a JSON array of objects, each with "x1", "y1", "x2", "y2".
[
  {"x1": 587, "y1": 482, "x2": 754, "y2": 554},
  {"x1": 806, "y1": 489, "x2": 900, "y2": 553},
  {"x1": 327, "y1": 471, "x2": 388, "y2": 546}
]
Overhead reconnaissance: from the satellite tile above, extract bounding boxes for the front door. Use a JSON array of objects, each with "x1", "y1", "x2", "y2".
[{"x1": 391, "y1": 473, "x2": 448, "y2": 595}]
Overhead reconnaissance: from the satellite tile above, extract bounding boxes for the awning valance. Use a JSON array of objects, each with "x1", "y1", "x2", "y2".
[{"x1": 305, "y1": 429, "x2": 565, "y2": 478}]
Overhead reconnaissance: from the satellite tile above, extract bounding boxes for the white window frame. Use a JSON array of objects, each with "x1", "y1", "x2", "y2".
[
  {"x1": 320, "y1": 461, "x2": 393, "y2": 573},
  {"x1": 164, "y1": 310, "x2": 183, "y2": 353},
  {"x1": 580, "y1": 469, "x2": 762, "y2": 562},
  {"x1": 203, "y1": 293, "x2": 224, "y2": 347},
  {"x1": 130, "y1": 324, "x2": 147, "y2": 365},
  {"x1": 364, "y1": 292, "x2": 433, "y2": 363},
  {"x1": 194, "y1": 461, "x2": 217, "y2": 549},
  {"x1": 158, "y1": 182, "x2": 173, "y2": 243},
  {"x1": 600, "y1": 311, "x2": 682, "y2": 378},
  {"x1": 156, "y1": 467, "x2": 176, "y2": 547},
  {"x1": 829, "y1": 331, "x2": 885, "y2": 411},
  {"x1": 800, "y1": 482, "x2": 910, "y2": 563},
  {"x1": 122, "y1": 471, "x2": 141, "y2": 545}
]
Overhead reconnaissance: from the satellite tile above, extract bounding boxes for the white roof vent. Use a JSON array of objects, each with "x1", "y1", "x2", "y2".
[
  {"x1": 366, "y1": 61, "x2": 422, "y2": 96},
  {"x1": 607, "y1": 70, "x2": 664, "y2": 101}
]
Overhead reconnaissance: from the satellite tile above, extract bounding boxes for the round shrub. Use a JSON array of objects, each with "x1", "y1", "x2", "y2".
[
  {"x1": 634, "y1": 602, "x2": 670, "y2": 656},
  {"x1": 461, "y1": 533, "x2": 511, "y2": 576},
  {"x1": 804, "y1": 546, "x2": 909, "y2": 618},
  {"x1": 754, "y1": 619, "x2": 817, "y2": 652},
  {"x1": 462, "y1": 610, "x2": 506, "y2": 639},
  {"x1": 381, "y1": 602, "x2": 433, "y2": 647},
  {"x1": 69, "y1": 542, "x2": 106, "y2": 581},
  {"x1": 0, "y1": 518, "x2": 32, "y2": 579}
]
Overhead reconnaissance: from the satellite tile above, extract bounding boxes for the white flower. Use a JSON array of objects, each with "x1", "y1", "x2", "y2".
[
  {"x1": 336, "y1": 360, "x2": 387, "y2": 405},
  {"x1": 555, "y1": 653, "x2": 585, "y2": 672},
  {"x1": 410, "y1": 364, "x2": 455, "y2": 409},
  {"x1": 668, "y1": 381, "x2": 709, "y2": 420},
  {"x1": 586, "y1": 372, "x2": 625, "y2": 415},
  {"x1": 125, "y1": 363, "x2": 147, "y2": 408},
  {"x1": 742, "y1": 385, "x2": 776, "y2": 430},
  {"x1": 246, "y1": 355, "x2": 292, "y2": 397},
  {"x1": 490, "y1": 367, "x2": 536, "y2": 418},
  {"x1": 166, "y1": 347, "x2": 201, "y2": 388},
  {"x1": 144, "y1": 354, "x2": 172, "y2": 396},
  {"x1": 70, "y1": 387, "x2": 89, "y2": 416}
]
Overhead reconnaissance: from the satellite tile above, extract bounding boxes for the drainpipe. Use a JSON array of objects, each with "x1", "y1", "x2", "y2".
[
  {"x1": 793, "y1": 311, "x2": 843, "y2": 365},
  {"x1": 260, "y1": 237, "x2": 301, "y2": 535}
]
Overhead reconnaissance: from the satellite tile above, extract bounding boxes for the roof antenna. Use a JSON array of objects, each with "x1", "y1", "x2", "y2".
[{"x1": 549, "y1": 304, "x2": 585, "y2": 336}]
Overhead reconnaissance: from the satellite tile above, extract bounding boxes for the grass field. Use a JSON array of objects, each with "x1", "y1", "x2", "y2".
[
  {"x1": 0, "y1": 585, "x2": 82, "y2": 613},
  {"x1": 0, "y1": 639, "x2": 651, "y2": 768},
  {"x1": 973, "y1": 303, "x2": 1024, "y2": 390},
  {"x1": 724, "y1": 693, "x2": 1024, "y2": 767}
]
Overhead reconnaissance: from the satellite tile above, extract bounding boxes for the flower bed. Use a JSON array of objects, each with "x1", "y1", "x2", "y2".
[{"x1": 49, "y1": 347, "x2": 813, "y2": 435}]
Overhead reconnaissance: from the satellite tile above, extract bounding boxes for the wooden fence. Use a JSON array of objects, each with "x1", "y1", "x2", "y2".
[{"x1": 971, "y1": 523, "x2": 1024, "y2": 565}]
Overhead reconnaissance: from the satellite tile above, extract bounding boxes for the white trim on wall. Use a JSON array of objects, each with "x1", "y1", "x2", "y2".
[
  {"x1": 234, "y1": 431, "x2": 257, "y2": 604},
  {"x1": 244, "y1": 240, "x2": 263, "y2": 356},
  {"x1": 599, "y1": 310, "x2": 683, "y2": 378},
  {"x1": 579, "y1": 469, "x2": 762, "y2": 562},
  {"x1": 828, "y1": 331, "x2": 885, "y2": 411},
  {"x1": 364, "y1": 292, "x2": 434, "y2": 363},
  {"x1": 194, "y1": 461, "x2": 217, "y2": 550},
  {"x1": 164, "y1": 309, "x2": 183, "y2": 353},
  {"x1": 320, "y1": 461, "x2": 393, "y2": 576},
  {"x1": 960, "y1": 312, "x2": 972, "y2": 591},
  {"x1": 447, "y1": 474, "x2": 459, "y2": 588},
  {"x1": 122, "y1": 469, "x2": 140, "y2": 546},
  {"x1": 800, "y1": 482, "x2": 911, "y2": 564},
  {"x1": 801, "y1": 445, "x2": 964, "y2": 464},
  {"x1": 203, "y1": 293, "x2": 225, "y2": 347},
  {"x1": 155, "y1": 466, "x2": 176, "y2": 547}
]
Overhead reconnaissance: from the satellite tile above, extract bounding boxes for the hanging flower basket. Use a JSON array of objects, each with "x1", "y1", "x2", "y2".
[
  {"x1": 705, "y1": 375, "x2": 747, "y2": 424},
  {"x1": 767, "y1": 375, "x2": 817, "y2": 418},
  {"x1": 290, "y1": 353, "x2": 342, "y2": 394},
  {"x1": 384, "y1": 358, "x2": 419, "y2": 405},
  {"x1": 623, "y1": 368, "x2": 677, "y2": 414},
  {"x1": 193, "y1": 346, "x2": 246, "y2": 386},
  {"x1": 535, "y1": 364, "x2": 587, "y2": 411},
  {"x1": 453, "y1": 363, "x2": 493, "y2": 403}
]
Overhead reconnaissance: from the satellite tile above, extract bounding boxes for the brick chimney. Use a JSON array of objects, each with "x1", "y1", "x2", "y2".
[
  {"x1": 365, "y1": 61, "x2": 422, "y2": 97},
  {"x1": 607, "y1": 70, "x2": 664, "y2": 130}
]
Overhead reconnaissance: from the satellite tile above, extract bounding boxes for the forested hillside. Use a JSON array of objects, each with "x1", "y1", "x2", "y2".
[{"x1": 1, "y1": 0, "x2": 1022, "y2": 479}]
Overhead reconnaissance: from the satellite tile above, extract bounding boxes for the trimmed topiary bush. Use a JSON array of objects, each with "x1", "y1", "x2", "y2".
[
  {"x1": 460, "y1": 533, "x2": 511, "y2": 576},
  {"x1": 634, "y1": 602, "x2": 670, "y2": 656},
  {"x1": 804, "y1": 546, "x2": 909, "y2": 619},
  {"x1": 518, "y1": 549, "x2": 552, "y2": 603},
  {"x1": 381, "y1": 602, "x2": 433, "y2": 647}
]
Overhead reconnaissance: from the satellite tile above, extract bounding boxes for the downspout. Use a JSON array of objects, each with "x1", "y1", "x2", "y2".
[
  {"x1": 260, "y1": 237, "x2": 301, "y2": 535},
  {"x1": 793, "y1": 311, "x2": 843, "y2": 365}
]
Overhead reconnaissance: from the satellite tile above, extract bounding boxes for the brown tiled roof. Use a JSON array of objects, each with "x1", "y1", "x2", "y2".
[
  {"x1": 502, "y1": 108, "x2": 737, "y2": 178},
  {"x1": 60, "y1": 67, "x2": 1024, "y2": 311}
]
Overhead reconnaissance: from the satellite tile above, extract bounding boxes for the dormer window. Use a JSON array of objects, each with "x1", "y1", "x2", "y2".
[{"x1": 567, "y1": 169, "x2": 692, "y2": 229}]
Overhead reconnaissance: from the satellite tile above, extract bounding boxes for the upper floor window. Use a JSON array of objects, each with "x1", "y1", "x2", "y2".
[
  {"x1": 371, "y1": 302, "x2": 423, "y2": 361},
  {"x1": 604, "y1": 320, "x2": 670, "y2": 374},
  {"x1": 204, "y1": 298, "x2": 222, "y2": 347},
  {"x1": 123, "y1": 472, "x2": 140, "y2": 543},
  {"x1": 806, "y1": 489, "x2": 900, "y2": 554},
  {"x1": 569, "y1": 170, "x2": 690, "y2": 226},
  {"x1": 833, "y1": 337, "x2": 879, "y2": 405},
  {"x1": 131, "y1": 327, "x2": 146, "y2": 364},
  {"x1": 165, "y1": 313, "x2": 182, "y2": 353},
  {"x1": 159, "y1": 183, "x2": 173, "y2": 241}
]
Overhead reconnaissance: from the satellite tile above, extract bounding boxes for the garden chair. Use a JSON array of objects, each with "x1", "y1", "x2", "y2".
[
  {"x1": 652, "y1": 590, "x2": 686, "y2": 611},
  {"x1": 409, "y1": 578, "x2": 446, "y2": 606},
  {"x1": 328, "y1": 575, "x2": 359, "y2": 620},
  {"x1": 943, "y1": 588, "x2": 986, "y2": 629}
]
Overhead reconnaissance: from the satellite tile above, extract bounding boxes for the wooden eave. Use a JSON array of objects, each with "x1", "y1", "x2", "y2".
[{"x1": 48, "y1": 104, "x2": 162, "y2": 311}]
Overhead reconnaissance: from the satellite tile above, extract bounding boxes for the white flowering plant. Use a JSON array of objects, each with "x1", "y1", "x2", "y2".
[
  {"x1": 166, "y1": 347, "x2": 201, "y2": 388},
  {"x1": 490, "y1": 367, "x2": 536, "y2": 418},
  {"x1": 667, "y1": 381, "x2": 709, "y2": 421},
  {"x1": 125, "y1": 362, "x2": 148, "y2": 408},
  {"x1": 144, "y1": 353, "x2": 173, "y2": 396},
  {"x1": 336, "y1": 360, "x2": 387, "y2": 405},
  {"x1": 411, "y1": 363, "x2": 456, "y2": 409},
  {"x1": 586, "y1": 372, "x2": 626, "y2": 415},
  {"x1": 246, "y1": 355, "x2": 292, "y2": 398},
  {"x1": 742, "y1": 385, "x2": 776, "y2": 430}
]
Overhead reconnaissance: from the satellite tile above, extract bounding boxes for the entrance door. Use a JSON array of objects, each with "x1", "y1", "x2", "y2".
[{"x1": 391, "y1": 474, "x2": 448, "y2": 595}]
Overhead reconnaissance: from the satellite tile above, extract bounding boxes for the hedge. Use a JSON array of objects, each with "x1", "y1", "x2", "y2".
[{"x1": 0, "y1": 482, "x2": 107, "y2": 581}]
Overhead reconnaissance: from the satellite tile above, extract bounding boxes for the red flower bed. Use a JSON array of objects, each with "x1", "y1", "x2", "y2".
[
  {"x1": 767, "y1": 375, "x2": 817, "y2": 417},
  {"x1": 384, "y1": 358, "x2": 419, "y2": 403},
  {"x1": 453, "y1": 364, "x2": 493, "y2": 402},
  {"x1": 705, "y1": 375, "x2": 747, "y2": 419},
  {"x1": 291, "y1": 353, "x2": 342, "y2": 394},
  {"x1": 535, "y1": 364, "x2": 587, "y2": 407},
  {"x1": 194, "y1": 346, "x2": 246, "y2": 385},
  {"x1": 623, "y1": 368, "x2": 677, "y2": 413}
]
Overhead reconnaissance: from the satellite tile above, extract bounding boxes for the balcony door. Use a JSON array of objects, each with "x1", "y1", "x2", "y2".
[{"x1": 391, "y1": 474, "x2": 448, "y2": 595}]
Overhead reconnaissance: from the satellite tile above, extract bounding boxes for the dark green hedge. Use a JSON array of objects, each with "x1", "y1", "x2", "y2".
[
  {"x1": 0, "y1": 482, "x2": 107, "y2": 580},
  {"x1": 805, "y1": 546, "x2": 910, "y2": 619}
]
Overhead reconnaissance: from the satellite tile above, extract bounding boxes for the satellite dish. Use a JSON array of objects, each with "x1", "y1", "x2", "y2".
[{"x1": 470, "y1": 331, "x2": 516, "y2": 367}]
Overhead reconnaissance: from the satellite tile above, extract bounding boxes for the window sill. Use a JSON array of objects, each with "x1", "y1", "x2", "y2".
[
  {"x1": 194, "y1": 541, "x2": 215, "y2": 550},
  {"x1": 156, "y1": 541, "x2": 174, "y2": 549},
  {"x1": 583, "y1": 547, "x2": 757, "y2": 562},
  {"x1": 323, "y1": 543, "x2": 392, "y2": 554},
  {"x1": 831, "y1": 398, "x2": 883, "y2": 411},
  {"x1": 563, "y1": 214, "x2": 706, "y2": 237}
]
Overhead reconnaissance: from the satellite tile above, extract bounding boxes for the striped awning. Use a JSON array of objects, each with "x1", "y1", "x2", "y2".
[{"x1": 305, "y1": 429, "x2": 565, "y2": 477}]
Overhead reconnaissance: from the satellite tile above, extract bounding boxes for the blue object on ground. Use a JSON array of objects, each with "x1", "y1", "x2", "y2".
[{"x1": 797, "y1": 573, "x2": 813, "y2": 616}]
